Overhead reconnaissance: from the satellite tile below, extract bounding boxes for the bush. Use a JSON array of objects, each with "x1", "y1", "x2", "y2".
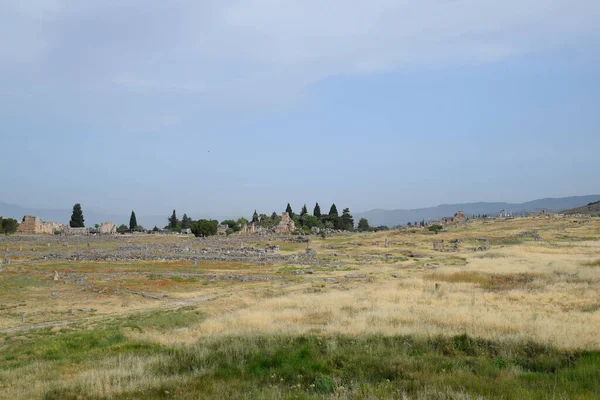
[
  {"x1": 428, "y1": 224, "x2": 443, "y2": 234},
  {"x1": 314, "y1": 375, "x2": 335, "y2": 394},
  {"x1": 191, "y1": 219, "x2": 218, "y2": 237}
]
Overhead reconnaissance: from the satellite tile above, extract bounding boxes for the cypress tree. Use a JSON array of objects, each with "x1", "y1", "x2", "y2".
[
  {"x1": 313, "y1": 203, "x2": 321, "y2": 218},
  {"x1": 181, "y1": 214, "x2": 189, "y2": 229},
  {"x1": 69, "y1": 203, "x2": 85, "y2": 228},
  {"x1": 129, "y1": 211, "x2": 137, "y2": 230},
  {"x1": 168, "y1": 210, "x2": 178, "y2": 229},
  {"x1": 301, "y1": 204, "x2": 308, "y2": 216},
  {"x1": 271, "y1": 211, "x2": 278, "y2": 219},
  {"x1": 329, "y1": 203, "x2": 338, "y2": 217},
  {"x1": 285, "y1": 203, "x2": 293, "y2": 216},
  {"x1": 252, "y1": 210, "x2": 259, "y2": 223}
]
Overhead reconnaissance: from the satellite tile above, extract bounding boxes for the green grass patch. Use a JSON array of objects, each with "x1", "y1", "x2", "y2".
[
  {"x1": 45, "y1": 334, "x2": 600, "y2": 400},
  {"x1": 171, "y1": 276, "x2": 199, "y2": 283}
]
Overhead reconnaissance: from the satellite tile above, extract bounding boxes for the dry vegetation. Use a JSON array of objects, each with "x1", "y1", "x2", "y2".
[{"x1": 0, "y1": 215, "x2": 599, "y2": 399}]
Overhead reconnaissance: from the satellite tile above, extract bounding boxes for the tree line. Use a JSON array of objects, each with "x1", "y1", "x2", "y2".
[{"x1": 62, "y1": 203, "x2": 374, "y2": 238}]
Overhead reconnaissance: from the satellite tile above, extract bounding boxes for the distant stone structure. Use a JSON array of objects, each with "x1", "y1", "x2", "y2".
[
  {"x1": 217, "y1": 224, "x2": 228, "y2": 235},
  {"x1": 181, "y1": 228, "x2": 192, "y2": 235},
  {"x1": 441, "y1": 210, "x2": 466, "y2": 226},
  {"x1": 275, "y1": 212, "x2": 295, "y2": 234},
  {"x1": 98, "y1": 222, "x2": 116, "y2": 235},
  {"x1": 475, "y1": 238, "x2": 489, "y2": 251},
  {"x1": 16, "y1": 216, "x2": 65, "y2": 235},
  {"x1": 433, "y1": 239, "x2": 460, "y2": 252},
  {"x1": 240, "y1": 223, "x2": 256, "y2": 235}
]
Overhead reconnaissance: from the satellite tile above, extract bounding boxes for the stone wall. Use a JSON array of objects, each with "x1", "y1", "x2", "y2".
[
  {"x1": 64, "y1": 227, "x2": 88, "y2": 236},
  {"x1": 98, "y1": 222, "x2": 116, "y2": 235},
  {"x1": 16, "y1": 216, "x2": 64, "y2": 235}
]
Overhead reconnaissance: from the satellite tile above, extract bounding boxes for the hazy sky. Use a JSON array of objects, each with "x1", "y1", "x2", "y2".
[{"x1": 1, "y1": 0, "x2": 599, "y2": 217}]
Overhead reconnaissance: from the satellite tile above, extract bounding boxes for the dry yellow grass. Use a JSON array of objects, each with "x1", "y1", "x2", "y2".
[
  {"x1": 124, "y1": 216, "x2": 600, "y2": 350},
  {"x1": 1, "y1": 216, "x2": 600, "y2": 399},
  {"x1": 2, "y1": 216, "x2": 600, "y2": 348}
]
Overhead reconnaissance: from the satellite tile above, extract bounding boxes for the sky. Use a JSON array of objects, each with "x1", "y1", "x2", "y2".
[{"x1": 1, "y1": 0, "x2": 599, "y2": 218}]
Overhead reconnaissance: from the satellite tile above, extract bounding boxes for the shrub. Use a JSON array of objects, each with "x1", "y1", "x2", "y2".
[{"x1": 428, "y1": 224, "x2": 443, "y2": 234}]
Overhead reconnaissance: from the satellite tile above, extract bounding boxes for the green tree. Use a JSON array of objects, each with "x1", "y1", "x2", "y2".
[
  {"x1": 69, "y1": 203, "x2": 85, "y2": 228},
  {"x1": 117, "y1": 224, "x2": 128, "y2": 233},
  {"x1": 181, "y1": 214, "x2": 192, "y2": 230},
  {"x1": 152, "y1": 226, "x2": 159, "y2": 232},
  {"x1": 357, "y1": 218, "x2": 370, "y2": 232},
  {"x1": 168, "y1": 210, "x2": 178, "y2": 229},
  {"x1": 313, "y1": 203, "x2": 321, "y2": 218},
  {"x1": 191, "y1": 219, "x2": 218, "y2": 237},
  {"x1": 252, "y1": 210, "x2": 259, "y2": 223},
  {"x1": 301, "y1": 204, "x2": 308, "y2": 216},
  {"x1": 285, "y1": 203, "x2": 293, "y2": 216},
  {"x1": 329, "y1": 203, "x2": 338, "y2": 217},
  {"x1": 341, "y1": 208, "x2": 355, "y2": 230},
  {"x1": 302, "y1": 215, "x2": 322, "y2": 229},
  {"x1": 271, "y1": 211, "x2": 278, "y2": 219},
  {"x1": 0, "y1": 217, "x2": 19, "y2": 235},
  {"x1": 129, "y1": 211, "x2": 137, "y2": 231},
  {"x1": 428, "y1": 224, "x2": 443, "y2": 234},
  {"x1": 221, "y1": 219, "x2": 241, "y2": 232}
]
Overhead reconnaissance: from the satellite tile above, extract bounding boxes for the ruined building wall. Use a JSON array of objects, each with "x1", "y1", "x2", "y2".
[
  {"x1": 275, "y1": 212, "x2": 295, "y2": 234},
  {"x1": 98, "y1": 222, "x2": 116, "y2": 235},
  {"x1": 16, "y1": 216, "x2": 64, "y2": 235}
]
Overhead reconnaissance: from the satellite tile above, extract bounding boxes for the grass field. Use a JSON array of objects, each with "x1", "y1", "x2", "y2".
[{"x1": 0, "y1": 215, "x2": 599, "y2": 399}]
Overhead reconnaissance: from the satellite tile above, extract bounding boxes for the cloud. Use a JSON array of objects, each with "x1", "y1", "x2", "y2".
[{"x1": 0, "y1": 0, "x2": 598, "y2": 126}]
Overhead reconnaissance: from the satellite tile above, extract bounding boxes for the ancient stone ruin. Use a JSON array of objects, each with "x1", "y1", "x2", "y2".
[
  {"x1": 98, "y1": 222, "x2": 116, "y2": 235},
  {"x1": 16, "y1": 216, "x2": 65, "y2": 235},
  {"x1": 441, "y1": 210, "x2": 466, "y2": 226},
  {"x1": 432, "y1": 239, "x2": 460, "y2": 252},
  {"x1": 275, "y1": 212, "x2": 295, "y2": 234},
  {"x1": 239, "y1": 223, "x2": 256, "y2": 235},
  {"x1": 475, "y1": 238, "x2": 489, "y2": 251}
]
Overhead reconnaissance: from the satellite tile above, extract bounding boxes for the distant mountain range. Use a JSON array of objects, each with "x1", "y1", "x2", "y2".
[
  {"x1": 354, "y1": 195, "x2": 600, "y2": 227},
  {"x1": 2, "y1": 194, "x2": 599, "y2": 230},
  {"x1": 0, "y1": 202, "x2": 235, "y2": 230}
]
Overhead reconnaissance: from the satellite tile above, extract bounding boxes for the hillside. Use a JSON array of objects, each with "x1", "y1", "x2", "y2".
[
  {"x1": 560, "y1": 200, "x2": 600, "y2": 216},
  {"x1": 355, "y1": 195, "x2": 600, "y2": 227}
]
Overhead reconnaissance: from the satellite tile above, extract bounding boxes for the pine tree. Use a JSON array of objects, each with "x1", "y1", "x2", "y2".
[
  {"x1": 252, "y1": 210, "x2": 259, "y2": 223},
  {"x1": 69, "y1": 203, "x2": 85, "y2": 228},
  {"x1": 341, "y1": 208, "x2": 354, "y2": 230},
  {"x1": 329, "y1": 203, "x2": 338, "y2": 217},
  {"x1": 168, "y1": 210, "x2": 178, "y2": 229},
  {"x1": 301, "y1": 204, "x2": 308, "y2": 216},
  {"x1": 285, "y1": 203, "x2": 293, "y2": 216},
  {"x1": 271, "y1": 211, "x2": 278, "y2": 219},
  {"x1": 313, "y1": 203, "x2": 321, "y2": 218},
  {"x1": 357, "y1": 218, "x2": 370, "y2": 232},
  {"x1": 129, "y1": 211, "x2": 137, "y2": 230}
]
